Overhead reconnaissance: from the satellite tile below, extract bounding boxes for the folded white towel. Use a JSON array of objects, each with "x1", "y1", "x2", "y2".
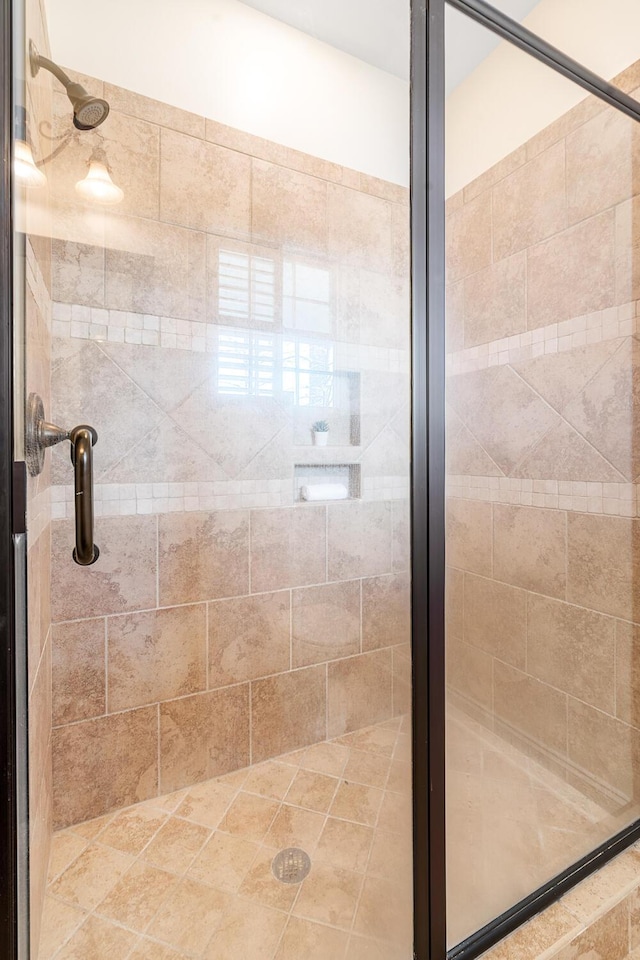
[{"x1": 300, "y1": 483, "x2": 349, "y2": 502}]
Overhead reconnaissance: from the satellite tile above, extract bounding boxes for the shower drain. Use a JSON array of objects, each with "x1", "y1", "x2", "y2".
[{"x1": 272, "y1": 847, "x2": 311, "y2": 884}]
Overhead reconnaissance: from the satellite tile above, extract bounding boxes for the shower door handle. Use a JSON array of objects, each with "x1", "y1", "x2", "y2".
[{"x1": 69, "y1": 425, "x2": 99, "y2": 566}]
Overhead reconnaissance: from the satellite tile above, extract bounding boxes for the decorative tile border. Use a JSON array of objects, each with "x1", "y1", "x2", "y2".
[
  {"x1": 49, "y1": 475, "x2": 411, "y2": 519},
  {"x1": 52, "y1": 302, "x2": 409, "y2": 374},
  {"x1": 447, "y1": 475, "x2": 638, "y2": 517},
  {"x1": 446, "y1": 302, "x2": 638, "y2": 376}
]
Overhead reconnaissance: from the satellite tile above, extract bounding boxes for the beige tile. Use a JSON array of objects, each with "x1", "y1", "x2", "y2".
[
  {"x1": 327, "y1": 500, "x2": 392, "y2": 580},
  {"x1": 463, "y1": 572, "x2": 527, "y2": 668},
  {"x1": 315, "y1": 817, "x2": 373, "y2": 873},
  {"x1": 392, "y1": 644, "x2": 412, "y2": 717},
  {"x1": 512, "y1": 339, "x2": 622, "y2": 416},
  {"x1": 51, "y1": 515, "x2": 157, "y2": 622},
  {"x1": 50, "y1": 842, "x2": 134, "y2": 910},
  {"x1": 447, "y1": 364, "x2": 560, "y2": 476},
  {"x1": 568, "y1": 697, "x2": 640, "y2": 800},
  {"x1": 562, "y1": 846, "x2": 640, "y2": 922},
  {"x1": 527, "y1": 211, "x2": 616, "y2": 328},
  {"x1": 104, "y1": 82, "x2": 205, "y2": 138},
  {"x1": 51, "y1": 238, "x2": 104, "y2": 307},
  {"x1": 446, "y1": 498, "x2": 492, "y2": 577},
  {"x1": 97, "y1": 861, "x2": 176, "y2": 931},
  {"x1": 494, "y1": 662, "x2": 567, "y2": 756},
  {"x1": 336, "y1": 724, "x2": 397, "y2": 757},
  {"x1": 147, "y1": 877, "x2": 232, "y2": 955},
  {"x1": 446, "y1": 190, "x2": 492, "y2": 283},
  {"x1": 616, "y1": 621, "x2": 640, "y2": 727},
  {"x1": 493, "y1": 141, "x2": 567, "y2": 261},
  {"x1": 554, "y1": 899, "x2": 629, "y2": 960},
  {"x1": 204, "y1": 899, "x2": 287, "y2": 960},
  {"x1": 327, "y1": 650, "x2": 393, "y2": 738},
  {"x1": 275, "y1": 916, "x2": 350, "y2": 960},
  {"x1": 327, "y1": 183, "x2": 392, "y2": 272},
  {"x1": 52, "y1": 707, "x2": 158, "y2": 828},
  {"x1": 353, "y1": 876, "x2": 412, "y2": 945},
  {"x1": 464, "y1": 251, "x2": 527, "y2": 347},
  {"x1": 615, "y1": 194, "x2": 640, "y2": 303},
  {"x1": 175, "y1": 778, "x2": 237, "y2": 829},
  {"x1": 446, "y1": 567, "x2": 464, "y2": 641},
  {"x1": 159, "y1": 684, "x2": 250, "y2": 792},
  {"x1": 376, "y1": 789, "x2": 411, "y2": 835},
  {"x1": 250, "y1": 506, "x2": 326, "y2": 593},
  {"x1": 97, "y1": 805, "x2": 168, "y2": 855},
  {"x1": 480, "y1": 902, "x2": 580, "y2": 960},
  {"x1": 293, "y1": 580, "x2": 360, "y2": 667},
  {"x1": 243, "y1": 761, "x2": 297, "y2": 800},
  {"x1": 296, "y1": 740, "x2": 350, "y2": 777},
  {"x1": 446, "y1": 279, "x2": 465, "y2": 352},
  {"x1": 128, "y1": 939, "x2": 189, "y2": 960},
  {"x1": 566, "y1": 105, "x2": 638, "y2": 224},
  {"x1": 563, "y1": 338, "x2": 640, "y2": 482},
  {"x1": 208, "y1": 592, "x2": 290, "y2": 687},
  {"x1": 343, "y1": 749, "x2": 391, "y2": 788},
  {"x1": 494, "y1": 504, "x2": 566, "y2": 600},
  {"x1": 188, "y1": 830, "x2": 260, "y2": 892},
  {"x1": 264, "y1": 803, "x2": 326, "y2": 851},
  {"x1": 513, "y1": 418, "x2": 624, "y2": 483},
  {"x1": 47, "y1": 831, "x2": 87, "y2": 884},
  {"x1": 346, "y1": 935, "x2": 408, "y2": 960},
  {"x1": 293, "y1": 861, "x2": 362, "y2": 930},
  {"x1": 238, "y1": 846, "x2": 300, "y2": 911},
  {"x1": 528, "y1": 595, "x2": 615, "y2": 713},
  {"x1": 53, "y1": 915, "x2": 138, "y2": 960},
  {"x1": 52, "y1": 618, "x2": 105, "y2": 724},
  {"x1": 108, "y1": 605, "x2": 207, "y2": 711},
  {"x1": 160, "y1": 128, "x2": 251, "y2": 236},
  {"x1": 456, "y1": 634, "x2": 496, "y2": 711},
  {"x1": 251, "y1": 665, "x2": 327, "y2": 762},
  {"x1": 105, "y1": 216, "x2": 206, "y2": 320},
  {"x1": 367, "y1": 827, "x2": 412, "y2": 884},
  {"x1": 37, "y1": 896, "x2": 87, "y2": 960},
  {"x1": 284, "y1": 769, "x2": 339, "y2": 813},
  {"x1": 142, "y1": 817, "x2": 210, "y2": 873},
  {"x1": 218, "y1": 791, "x2": 280, "y2": 842},
  {"x1": 330, "y1": 781, "x2": 383, "y2": 826},
  {"x1": 158, "y1": 511, "x2": 249, "y2": 606},
  {"x1": 567, "y1": 513, "x2": 640, "y2": 620},
  {"x1": 253, "y1": 159, "x2": 327, "y2": 252},
  {"x1": 362, "y1": 574, "x2": 410, "y2": 652}
]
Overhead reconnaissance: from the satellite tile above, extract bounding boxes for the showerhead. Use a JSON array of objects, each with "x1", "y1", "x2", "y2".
[
  {"x1": 29, "y1": 42, "x2": 110, "y2": 131},
  {"x1": 67, "y1": 84, "x2": 110, "y2": 131}
]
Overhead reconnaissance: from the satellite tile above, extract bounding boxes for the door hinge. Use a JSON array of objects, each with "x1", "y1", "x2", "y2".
[{"x1": 12, "y1": 461, "x2": 27, "y2": 536}]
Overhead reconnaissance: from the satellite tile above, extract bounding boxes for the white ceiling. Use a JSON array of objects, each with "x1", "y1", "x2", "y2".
[{"x1": 240, "y1": 0, "x2": 541, "y2": 90}]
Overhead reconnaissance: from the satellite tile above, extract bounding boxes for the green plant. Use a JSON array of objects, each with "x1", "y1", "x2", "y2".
[{"x1": 312, "y1": 420, "x2": 329, "y2": 432}]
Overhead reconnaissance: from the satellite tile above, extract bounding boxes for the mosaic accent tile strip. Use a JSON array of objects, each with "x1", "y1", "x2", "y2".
[
  {"x1": 447, "y1": 475, "x2": 639, "y2": 517},
  {"x1": 52, "y1": 302, "x2": 408, "y2": 374},
  {"x1": 50, "y1": 476, "x2": 411, "y2": 519},
  {"x1": 446, "y1": 302, "x2": 638, "y2": 376}
]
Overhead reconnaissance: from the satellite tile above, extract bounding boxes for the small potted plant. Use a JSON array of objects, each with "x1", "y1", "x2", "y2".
[{"x1": 312, "y1": 420, "x2": 330, "y2": 446}]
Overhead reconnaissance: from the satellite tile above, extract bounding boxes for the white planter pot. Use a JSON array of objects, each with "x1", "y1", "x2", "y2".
[{"x1": 313, "y1": 431, "x2": 329, "y2": 446}]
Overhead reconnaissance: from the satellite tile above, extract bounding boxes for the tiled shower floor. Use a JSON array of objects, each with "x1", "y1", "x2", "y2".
[{"x1": 39, "y1": 717, "x2": 413, "y2": 960}]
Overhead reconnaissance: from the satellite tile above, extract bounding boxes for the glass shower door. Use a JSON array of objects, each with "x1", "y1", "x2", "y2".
[
  {"x1": 11, "y1": 1, "x2": 415, "y2": 957},
  {"x1": 445, "y1": 2, "x2": 640, "y2": 951}
]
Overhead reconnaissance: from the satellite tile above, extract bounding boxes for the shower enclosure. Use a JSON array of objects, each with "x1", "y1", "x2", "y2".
[{"x1": 3, "y1": 0, "x2": 640, "y2": 958}]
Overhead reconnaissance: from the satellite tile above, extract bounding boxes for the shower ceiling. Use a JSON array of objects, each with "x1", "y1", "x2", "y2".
[{"x1": 239, "y1": 0, "x2": 540, "y2": 86}]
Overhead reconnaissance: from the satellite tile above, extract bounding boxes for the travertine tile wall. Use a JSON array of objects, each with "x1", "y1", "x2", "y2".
[
  {"x1": 446, "y1": 59, "x2": 640, "y2": 808},
  {"x1": 22, "y1": 0, "x2": 54, "y2": 951},
  {"x1": 46, "y1": 73, "x2": 411, "y2": 828}
]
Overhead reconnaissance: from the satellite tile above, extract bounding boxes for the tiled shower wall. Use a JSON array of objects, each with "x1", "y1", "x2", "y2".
[
  {"x1": 23, "y1": 0, "x2": 54, "y2": 951},
  {"x1": 47, "y1": 73, "x2": 411, "y2": 828},
  {"x1": 446, "y1": 58, "x2": 640, "y2": 808}
]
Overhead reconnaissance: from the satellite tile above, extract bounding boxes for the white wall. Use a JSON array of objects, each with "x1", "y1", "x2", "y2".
[
  {"x1": 43, "y1": 0, "x2": 410, "y2": 185},
  {"x1": 446, "y1": 0, "x2": 640, "y2": 195}
]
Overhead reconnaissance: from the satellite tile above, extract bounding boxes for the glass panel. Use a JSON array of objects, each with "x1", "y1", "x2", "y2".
[
  {"x1": 472, "y1": 0, "x2": 640, "y2": 98},
  {"x1": 446, "y1": 9, "x2": 640, "y2": 948},
  {"x1": 14, "y1": 0, "x2": 413, "y2": 956}
]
